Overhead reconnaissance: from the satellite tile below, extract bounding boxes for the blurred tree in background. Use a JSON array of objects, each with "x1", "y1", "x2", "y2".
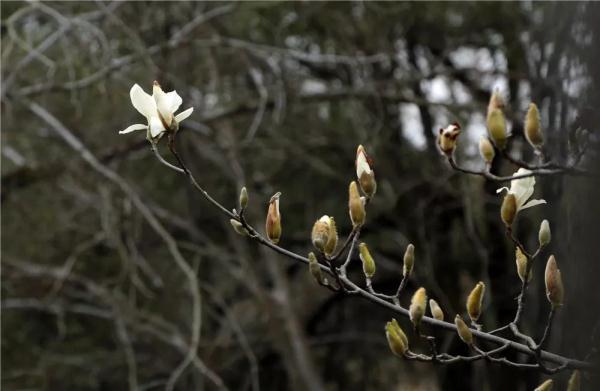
[{"x1": 2, "y1": 2, "x2": 599, "y2": 390}]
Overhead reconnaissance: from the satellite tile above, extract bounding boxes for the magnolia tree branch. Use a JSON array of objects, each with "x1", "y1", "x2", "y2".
[{"x1": 147, "y1": 130, "x2": 592, "y2": 374}]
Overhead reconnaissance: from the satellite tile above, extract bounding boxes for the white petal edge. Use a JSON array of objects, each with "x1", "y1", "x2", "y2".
[
  {"x1": 496, "y1": 187, "x2": 509, "y2": 194},
  {"x1": 519, "y1": 199, "x2": 547, "y2": 211},
  {"x1": 165, "y1": 91, "x2": 183, "y2": 113},
  {"x1": 119, "y1": 123, "x2": 148, "y2": 134},
  {"x1": 175, "y1": 107, "x2": 194, "y2": 122},
  {"x1": 130, "y1": 84, "x2": 156, "y2": 118}
]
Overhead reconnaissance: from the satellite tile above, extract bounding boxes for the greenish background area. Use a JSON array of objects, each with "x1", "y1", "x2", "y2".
[{"x1": 2, "y1": 2, "x2": 599, "y2": 390}]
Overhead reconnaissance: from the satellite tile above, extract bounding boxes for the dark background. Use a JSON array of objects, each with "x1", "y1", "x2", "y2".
[{"x1": 2, "y1": 2, "x2": 600, "y2": 390}]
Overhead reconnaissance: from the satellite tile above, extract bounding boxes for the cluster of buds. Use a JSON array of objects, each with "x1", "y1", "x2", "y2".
[
  {"x1": 385, "y1": 318, "x2": 409, "y2": 356},
  {"x1": 437, "y1": 123, "x2": 461, "y2": 156},
  {"x1": 311, "y1": 215, "x2": 338, "y2": 256}
]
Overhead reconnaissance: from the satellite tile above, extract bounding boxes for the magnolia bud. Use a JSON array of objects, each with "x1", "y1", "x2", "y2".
[
  {"x1": 356, "y1": 145, "x2": 377, "y2": 198},
  {"x1": 359, "y1": 242, "x2": 376, "y2": 278},
  {"x1": 467, "y1": 282, "x2": 485, "y2": 322},
  {"x1": 409, "y1": 287, "x2": 427, "y2": 329},
  {"x1": 239, "y1": 187, "x2": 248, "y2": 209},
  {"x1": 479, "y1": 136, "x2": 495, "y2": 165},
  {"x1": 311, "y1": 215, "x2": 331, "y2": 252},
  {"x1": 324, "y1": 217, "x2": 338, "y2": 256},
  {"x1": 515, "y1": 247, "x2": 532, "y2": 283},
  {"x1": 308, "y1": 252, "x2": 324, "y2": 285},
  {"x1": 348, "y1": 181, "x2": 366, "y2": 227},
  {"x1": 545, "y1": 255, "x2": 564, "y2": 308},
  {"x1": 534, "y1": 379, "x2": 553, "y2": 391},
  {"x1": 230, "y1": 219, "x2": 249, "y2": 236},
  {"x1": 567, "y1": 370, "x2": 581, "y2": 391},
  {"x1": 501, "y1": 193, "x2": 517, "y2": 227},
  {"x1": 429, "y1": 299, "x2": 444, "y2": 321},
  {"x1": 539, "y1": 219, "x2": 551, "y2": 247},
  {"x1": 385, "y1": 319, "x2": 408, "y2": 356},
  {"x1": 487, "y1": 89, "x2": 505, "y2": 115},
  {"x1": 438, "y1": 123, "x2": 461, "y2": 155},
  {"x1": 403, "y1": 244, "x2": 415, "y2": 277},
  {"x1": 265, "y1": 192, "x2": 282, "y2": 244},
  {"x1": 525, "y1": 103, "x2": 543, "y2": 149},
  {"x1": 487, "y1": 109, "x2": 507, "y2": 150},
  {"x1": 455, "y1": 315, "x2": 473, "y2": 345}
]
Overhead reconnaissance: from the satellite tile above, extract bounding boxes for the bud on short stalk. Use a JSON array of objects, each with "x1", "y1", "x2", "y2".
[
  {"x1": 409, "y1": 287, "x2": 427, "y2": 329},
  {"x1": 525, "y1": 103, "x2": 543, "y2": 150},
  {"x1": 265, "y1": 192, "x2": 282, "y2": 244},
  {"x1": 545, "y1": 255, "x2": 564, "y2": 308},
  {"x1": 385, "y1": 318, "x2": 408, "y2": 356},
  {"x1": 479, "y1": 136, "x2": 495, "y2": 165},
  {"x1": 239, "y1": 187, "x2": 248, "y2": 210},
  {"x1": 403, "y1": 244, "x2": 415, "y2": 277},
  {"x1": 438, "y1": 123, "x2": 461, "y2": 155},
  {"x1": 348, "y1": 181, "x2": 366, "y2": 227},
  {"x1": 429, "y1": 299, "x2": 444, "y2": 321},
  {"x1": 455, "y1": 315, "x2": 473, "y2": 345},
  {"x1": 539, "y1": 219, "x2": 551, "y2": 247},
  {"x1": 501, "y1": 193, "x2": 517, "y2": 227},
  {"x1": 515, "y1": 247, "x2": 532, "y2": 283},
  {"x1": 467, "y1": 282, "x2": 485, "y2": 323},
  {"x1": 230, "y1": 219, "x2": 249, "y2": 236},
  {"x1": 487, "y1": 108, "x2": 507, "y2": 150},
  {"x1": 359, "y1": 242, "x2": 376, "y2": 278},
  {"x1": 308, "y1": 252, "x2": 325, "y2": 285}
]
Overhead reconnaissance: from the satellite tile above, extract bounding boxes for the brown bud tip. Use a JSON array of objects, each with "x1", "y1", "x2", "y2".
[
  {"x1": 501, "y1": 193, "x2": 517, "y2": 227},
  {"x1": 265, "y1": 192, "x2": 282, "y2": 244},
  {"x1": 467, "y1": 282, "x2": 485, "y2": 322},
  {"x1": 545, "y1": 255, "x2": 564, "y2": 308}
]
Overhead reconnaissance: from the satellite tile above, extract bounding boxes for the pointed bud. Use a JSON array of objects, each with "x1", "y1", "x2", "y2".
[
  {"x1": 501, "y1": 193, "x2": 517, "y2": 227},
  {"x1": 153, "y1": 81, "x2": 174, "y2": 129},
  {"x1": 455, "y1": 315, "x2": 473, "y2": 345},
  {"x1": 239, "y1": 187, "x2": 248, "y2": 210},
  {"x1": 515, "y1": 247, "x2": 532, "y2": 283},
  {"x1": 438, "y1": 123, "x2": 461, "y2": 155},
  {"x1": 429, "y1": 299, "x2": 444, "y2": 321},
  {"x1": 403, "y1": 244, "x2": 415, "y2": 277},
  {"x1": 525, "y1": 103, "x2": 543, "y2": 149},
  {"x1": 539, "y1": 219, "x2": 551, "y2": 247},
  {"x1": 359, "y1": 242, "x2": 376, "y2": 278},
  {"x1": 265, "y1": 192, "x2": 282, "y2": 244},
  {"x1": 324, "y1": 217, "x2": 338, "y2": 256},
  {"x1": 479, "y1": 136, "x2": 495, "y2": 165},
  {"x1": 348, "y1": 181, "x2": 366, "y2": 227},
  {"x1": 311, "y1": 215, "x2": 331, "y2": 252},
  {"x1": 545, "y1": 255, "x2": 564, "y2": 308},
  {"x1": 409, "y1": 287, "x2": 427, "y2": 329},
  {"x1": 567, "y1": 370, "x2": 581, "y2": 391},
  {"x1": 308, "y1": 252, "x2": 325, "y2": 285},
  {"x1": 487, "y1": 109, "x2": 507, "y2": 150},
  {"x1": 487, "y1": 89, "x2": 505, "y2": 115},
  {"x1": 534, "y1": 379, "x2": 553, "y2": 391},
  {"x1": 385, "y1": 319, "x2": 408, "y2": 356},
  {"x1": 356, "y1": 145, "x2": 377, "y2": 198},
  {"x1": 467, "y1": 282, "x2": 485, "y2": 322},
  {"x1": 230, "y1": 219, "x2": 249, "y2": 236}
]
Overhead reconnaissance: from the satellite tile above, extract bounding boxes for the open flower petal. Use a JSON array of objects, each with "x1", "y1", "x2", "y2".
[
  {"x1": 520, "y1": 199, "x2": 547, "y2": 211},
  {"x1": 165, "y1": 91, "x2": 183, "y2": 113},
  {"x1": 153, "y1": 84, "x2": 173, "y2": 123},
  {"x1": 174, "y1": 107, "x2": 193, "y2": 123},
  {"x1": 119, "y1": 123, "x2": 148, "y2": 134},
  {"x1": 130, "y1": 84, "x2": 156, "y2": 118},
  {"x1": 148, "y1": 116, "x2": 166, "y2": 138}
]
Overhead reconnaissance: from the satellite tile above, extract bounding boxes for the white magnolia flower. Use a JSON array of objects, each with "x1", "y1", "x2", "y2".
[
  {"x1": 119, "y1": 81, "x2": 193, "y2": 139},
  {"x1": 497, "y1": 168, "x2": 546, "y2": 212}
]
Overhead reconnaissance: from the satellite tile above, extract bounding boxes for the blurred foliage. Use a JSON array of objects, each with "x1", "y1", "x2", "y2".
[{"x1": 2, "y1": 1, "x2": 600, "y2": 390}]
